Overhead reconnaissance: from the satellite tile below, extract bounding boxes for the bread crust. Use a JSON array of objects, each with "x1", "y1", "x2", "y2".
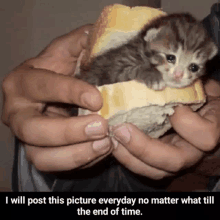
[
  {"x1": 83, "y1": 4, "x2": 166, "y2": 65},
  {"x1": 97, "y1": 79, "x2": 206, "y2": 119},
  {"x1": 79, "y1": 79, "x2": 205, "y2": 119}
]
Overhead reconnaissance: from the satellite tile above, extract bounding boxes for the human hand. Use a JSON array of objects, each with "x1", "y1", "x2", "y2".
[
  {"x1": 111, "y1": 79, "x2": 220, "y2": 180},
  {"x1": 1, "y1": 25, "x2": 113, "y2": 172}
]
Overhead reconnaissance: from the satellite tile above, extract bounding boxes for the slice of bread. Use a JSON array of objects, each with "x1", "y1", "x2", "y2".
[{"x1": 79, "y1": 79, "x2": 205, "y2": 138}]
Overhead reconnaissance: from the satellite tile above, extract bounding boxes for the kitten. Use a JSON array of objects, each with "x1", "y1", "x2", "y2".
[{"x1": 76, "y1": 13, "x2": 218, "y2": 90}]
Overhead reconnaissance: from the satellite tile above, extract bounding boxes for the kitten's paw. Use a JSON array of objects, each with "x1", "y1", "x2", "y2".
[{"x1": 149, "y1": 80, "x2": 166, "y2": 91}]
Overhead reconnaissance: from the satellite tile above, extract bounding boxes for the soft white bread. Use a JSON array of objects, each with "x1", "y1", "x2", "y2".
[{"x1": 78, "y1": 4, "x2": 206, "y2": 138}]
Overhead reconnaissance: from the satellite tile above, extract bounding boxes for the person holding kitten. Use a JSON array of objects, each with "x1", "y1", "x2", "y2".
[{"x1": 2, "y1": 23, "x2": 220, "y2": 192}]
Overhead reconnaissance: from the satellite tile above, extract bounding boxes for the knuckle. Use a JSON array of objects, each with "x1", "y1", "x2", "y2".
[
  {"x1": 137, "y1": 166, "x2": 169, "y2": 180},
  {"x1": 1, "y1": 74, "x2": 15, "y2": 94},
  {"x1": 168, "y1": 153, "x2": 186, "y2": 173},
  {"x1": 203, "y1": 132, "x2": 219, "y2": 151},
  {"x1": 1, "y1": 111, "x2": 9, "y2": 126},
  {"x1": 33, "y1": 157, "x2": 47, "y2": 172},
  {"x1": 30, "y1": 153, "x2": 56, "y2": 172},
  {"x1": 31, "y1": 150, "x2": 54, "y2": 172},
  {"x1": 17, "y1": 118, "x2": 35, "y2": 144},
  {"x1": 70, "y1": 156, "x2": 85, "y2": 169},
  {"x1": 24, "y1": 146, "x2": 45, "y2": 171},
  {"x1": 171, "y1": 159, "x2": 185, "y2": 173},
  {"x1": 17, "y1": 121, "x2": 28, "y2": 142},
  {"x1": 136, "y1": 146, "x2": 149, "y2": 159}
]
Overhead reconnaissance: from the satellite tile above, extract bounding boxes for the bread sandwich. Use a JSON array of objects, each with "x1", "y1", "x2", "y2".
[{"x1": 78, "y1": 4, "x2": 206, "y2": 138}]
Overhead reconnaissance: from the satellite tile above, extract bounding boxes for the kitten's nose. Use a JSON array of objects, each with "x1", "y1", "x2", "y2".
[{"x1": 174, "y1": 70, "x2": 184, "y2": 81}]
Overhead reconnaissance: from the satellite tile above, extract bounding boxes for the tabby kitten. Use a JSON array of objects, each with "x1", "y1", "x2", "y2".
[{"x1": 76, "y1": 13, "x2": 218, "y2": 90}]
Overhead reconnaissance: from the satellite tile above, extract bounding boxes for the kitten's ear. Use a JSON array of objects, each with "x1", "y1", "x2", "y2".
[
  {"x1": 144, "y1": 28, "x2": 161, "y2": 42},
  {"x1": 208, "y1": 42, "x2": 218, "y2": 60}
]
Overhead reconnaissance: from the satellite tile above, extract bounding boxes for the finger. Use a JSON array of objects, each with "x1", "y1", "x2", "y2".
[
  {"x1": 10, "y1": 107, "x2": 108, "y2": 146},
  {"x1": 8, "y1": 65, "x2": 103, "y2": 111},
  {"x1": 204, "y1": 79, "x2": 220, "y2": 97},
  {"x1": 170, "y1": 105, "x2": 220, "y2": 151},
  {"x1": 112, "y1": 141, "x2": 171, "y2": 180},
  {"x1": 199, "y1": 98, "x2": 220, "y2": 118},
  {"x1": 111, "y1": 123, "x2": 203, "y2": 173},
  {"x1": 25, "y1": 137, "x2": 112, "y2": 172},
  {"x1": 64, "y1": 24, "x2": 93, "y2": 58}
]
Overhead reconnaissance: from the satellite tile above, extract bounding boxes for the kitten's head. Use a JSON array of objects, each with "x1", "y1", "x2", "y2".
[{"x1": 143, "y1": 13, "x2": 218, "y2": 88}]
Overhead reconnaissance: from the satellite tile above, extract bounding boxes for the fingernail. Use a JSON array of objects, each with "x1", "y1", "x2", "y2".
[
  {"x1": 112, "y1": 124, "x2": 131, "y2": 144},
  {"x1": 93, "y1": 138, "x2": 110, "y2": 152},
  {"x1": 85, "y1": 121, "x2": 105, "y2": 137}
]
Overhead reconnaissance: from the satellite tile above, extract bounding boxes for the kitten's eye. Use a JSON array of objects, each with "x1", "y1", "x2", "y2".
[
  {"x1": 189, "y1": 63, "x2": 199, "y2": 72},
  {"x1": 166, "y1": 55, "x2": 176, "y2": 63}
]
